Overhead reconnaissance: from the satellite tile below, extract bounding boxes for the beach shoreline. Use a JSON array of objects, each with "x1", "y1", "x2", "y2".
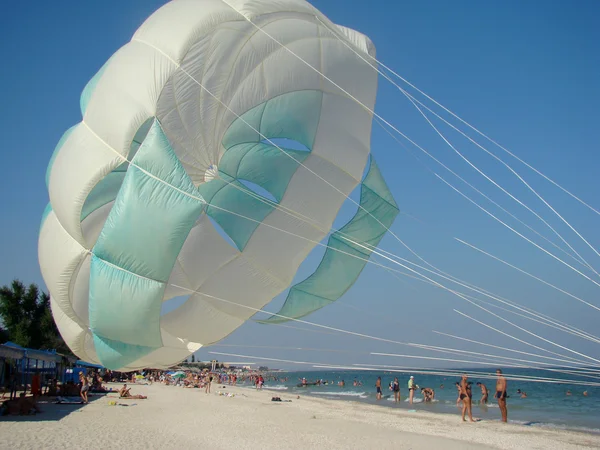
[{"x1": 2, "y1": 382, "x2": 599, "y2": 449}]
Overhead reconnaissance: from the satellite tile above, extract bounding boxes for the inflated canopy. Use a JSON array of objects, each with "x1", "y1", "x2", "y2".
[{"x1": 39, "y1": 0, "x2": 395, "y2": 370}]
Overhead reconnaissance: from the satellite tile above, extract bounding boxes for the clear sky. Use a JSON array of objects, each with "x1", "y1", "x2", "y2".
[{"x1": 1, "y1": 0, "x2": 599, "y2": 370}]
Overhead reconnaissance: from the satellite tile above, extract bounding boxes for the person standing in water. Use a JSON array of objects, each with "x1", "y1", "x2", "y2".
[
  {"x1": 476, "y1": 382, "x2": 488, "y2": 404},
  {"x1": 408, "y1": 376, "x2": 417, "y2": 404},
  {"x1": 375, "y1": 376, "x2": 382, "y2": 400},
  {"x1": 459, "y1": 374, "x2": 475, "y2": 422},
  {"x1": 392, "y1": 377, "x2": 400, "y2": 403},
  {"x1": 495, "y1": 369, "x2": 508, "y2": 422}
]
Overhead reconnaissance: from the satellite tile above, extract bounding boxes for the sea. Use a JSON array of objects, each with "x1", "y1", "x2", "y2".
[{"x1": 241, "y1": 368, "x2": 600, "y2": 434}]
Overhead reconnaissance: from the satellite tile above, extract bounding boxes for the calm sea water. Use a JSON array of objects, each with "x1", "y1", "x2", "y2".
[{"x1": 242, "y1": 369, "x2": 600, "y2": 433}]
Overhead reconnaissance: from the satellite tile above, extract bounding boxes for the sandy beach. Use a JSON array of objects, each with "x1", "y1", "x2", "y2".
[{"x1": 2, "y1": 382, "x2": 599, "y2": 449}]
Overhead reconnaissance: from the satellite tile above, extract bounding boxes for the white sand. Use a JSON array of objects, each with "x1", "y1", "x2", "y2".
[{"x1": 2, "y1": 382, "x2": 599, "y2": 449}]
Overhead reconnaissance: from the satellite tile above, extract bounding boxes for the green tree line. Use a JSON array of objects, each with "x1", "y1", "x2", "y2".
[{"x1": 0, "y1": 279, "x2": 70, "y2": 354}]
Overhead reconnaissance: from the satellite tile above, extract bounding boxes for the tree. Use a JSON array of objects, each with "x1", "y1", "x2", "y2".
[{"x1": 0, "y1": 279, "x2": 70, "y2": 354}]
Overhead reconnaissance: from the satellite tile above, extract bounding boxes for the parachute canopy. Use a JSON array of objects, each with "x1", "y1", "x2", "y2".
[{"x1": 39, "y1": 0, "x2": 397, "y2": 371}]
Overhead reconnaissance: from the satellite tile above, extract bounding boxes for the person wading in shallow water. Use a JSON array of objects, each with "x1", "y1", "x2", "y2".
[
  {"x1": 459, "y1": 374, "x2": 475, "y2": 422},
  {"x1": 495, "y1": 369, "x2": 508, "y2": 422},
  {"x1": 476, "y1": 382, "x2": 488, "y2": 405},
  {"x1": 375, "y1": 376, "x2": 382, "y2": 400},
  {"x1": 392, "y1": 377, "x2": 400, "y2": 403}
]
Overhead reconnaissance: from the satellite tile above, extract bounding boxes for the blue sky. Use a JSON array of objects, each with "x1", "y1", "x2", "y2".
[{"x1": 1, "y1": 0, "x2": 599, "y2": 370}]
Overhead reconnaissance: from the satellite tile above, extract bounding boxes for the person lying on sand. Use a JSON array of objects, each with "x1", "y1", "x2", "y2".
[{"x1": 119, "y1": 384, "x2": 147, "y2": 399}]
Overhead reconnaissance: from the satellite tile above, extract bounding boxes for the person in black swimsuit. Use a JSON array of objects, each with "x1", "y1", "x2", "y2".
[
  {"x1": 392, "y1": 377, "x2": 400, "y2": 403},
  {"x1": 460, "y1": 374, "x2": 475, "y2": 422},
  {"x1": 495, "y1": 369, "x2": 508, "y2": 422}
]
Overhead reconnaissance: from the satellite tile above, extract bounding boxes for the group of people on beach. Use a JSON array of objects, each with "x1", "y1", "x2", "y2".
[{"x1": 374, "y1": 369, "x2": 510, "y2": 423}]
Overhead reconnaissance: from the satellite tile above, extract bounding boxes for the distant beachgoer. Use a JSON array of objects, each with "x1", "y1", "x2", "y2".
[
  {"x1": 375, "y1": 377, "x2": 382, "y2": 400},
  {"x1": 31, "y1": 374, "x2": 41, "y2": 397},
  {"x1": 440, "y1": 384, "x2": 444, "y2": 389},
  {"x1": 495, "y1": 369, "x2": 508, "y2": 422},
  {"x1": 455, "y1": 382, "x2": 462, "y2": 406},
  {"x1": 79, "y1": 372, "x2": 89, "y2": 404},
  {"x1": 583, "y1": 391, "x2": 588, "y2": 397},
  {"x1": 566, "y1": 390, "x2": 572, "y2": 396},
  {"x1": 119, "y1": 384, "x2": 147, "y2": 399},
  {"x1": 476, "y1": 382, "x2": 488, "y2": 404},
  {"x1": 392, "y1": 378, "x2": 400, "y2": 403},
  {"x1": 460, "y1": 374, "x2": 475, "y2": 422},
  {"x1": 421, "y1": 387, "x2": 435, "y2": 402},
  {"x1": 408, "y1": 376, "x2": 418, "y2": 404}
]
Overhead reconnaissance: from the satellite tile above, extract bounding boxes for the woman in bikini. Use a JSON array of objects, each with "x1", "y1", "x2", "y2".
[
  {"x1": 460, "y1": 374, "x2": 475, "y2": 422},
  {"x1": 392, "y1": 377, "x2": 400, "y2": 403}
]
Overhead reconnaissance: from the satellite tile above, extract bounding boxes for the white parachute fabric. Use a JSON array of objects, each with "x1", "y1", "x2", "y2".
[{"x1": 39, "y1": 0, "x2": 380, "y2": 370}]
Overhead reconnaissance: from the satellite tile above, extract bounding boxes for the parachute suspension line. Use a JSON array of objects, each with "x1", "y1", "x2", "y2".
[
  {"x1": 87, "y1": 241, "x2": 600, "y2": 373},
  {"x1": 370, "y1": 352, "x2": 600, "y2": 380},
  {"x1": 345, "y1": 363, "x2": 600, "y2": 386},
  {"x1": 226, "y1": 173, "x2": 600, "y2": 346},
  {"x1": 453, "y1": 309, "x2": 600, "y2": 366},
  {"x1": 175, "y1": 224, "x2": 599, "y2": 366},
  {"x1": 316, "y1": 19, "x2": 600, "y2": 278},
  {"x1": 76, "y1": 154, "x2": 598, "y2": 367},
  {"x1": 210, "y1": 343, "x2": 600, "y2": 377},
  {"x1": 334, "y1": 296, "x2": 600, "y2": 369},
  {"x1": 402, "y1": 343, "x2": 600, "y2": 377},
  {"x1": 84, "y1": 244, "x2": 599, "y2": 374},
  {"x1": 433, "y1": 331, "x2": 600, "y2": 372},
  {"x1": 130, "y1": 36, "x2": 600, "y2": 364},
  {"x1": 399, "y1": 89, "x2": 600, "y2": 276},
  {"x1": 463, "y1": 295, "x2": 600, "y2": 345},
  {"x1": 435, "y1": 173, "x2": 600, "y2": 295},
  {"x1": 82, "y1": 43, "x2": 600, "y2": 366},
  {"x1": 456, "y1": 238, "x2": 600, "y2": 314},
  {"x1": 209, "y1": 344, "x2": 600, "y2": 380},
  {"x1": 210, "y1": 112, "x2": 600, "y2": 344},
  {"x1": 311, "y1": 17, "x2": 600, "y2": 219},
  {"x1": 209, "y1": 351, "x2": 600, "y2": 387},
  {"x1": 380, "y1": 70, "x2": 600, "y2": 218},
  {"x1": 337, "y1": 266, "x2": 600, "y2": 347},
  {"x1": 374, "y1": 118, "x2": 593, "y2": 274},
  {"x1": 213, "y1": 12, "x2": 600, "y2": 295}
]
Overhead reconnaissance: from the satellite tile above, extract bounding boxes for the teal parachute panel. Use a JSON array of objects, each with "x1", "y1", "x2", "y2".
[
  {"x1": 198, "y1": 174, "x2": 275, "y2": 251},
  {"x1": 80, "y1": 171, "x2": 126, "y2": 221},
  {"x1": 222, "y1": 90, "x2": 322, "y2": 151},
  {"x1": 90, "y1": 119, "x2": 203, "y2": 369},
  {"x1": 258, "y1": 157, "x2": 399, "y2": 324},
  {"x1": 218, "y1": 142, "x2": 309, "y2": 202}
]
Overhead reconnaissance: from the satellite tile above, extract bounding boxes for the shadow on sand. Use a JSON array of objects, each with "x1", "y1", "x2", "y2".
[{"x1": 0, "y1": 393, "x2": 109, "y2": 422}]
